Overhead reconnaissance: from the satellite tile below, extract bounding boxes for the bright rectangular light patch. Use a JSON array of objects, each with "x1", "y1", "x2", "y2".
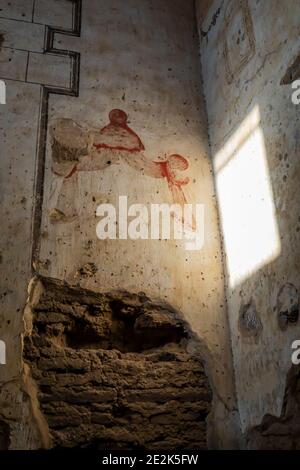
[{"x1": 214, "y1": 106, "x2": 281, "y2": 288}]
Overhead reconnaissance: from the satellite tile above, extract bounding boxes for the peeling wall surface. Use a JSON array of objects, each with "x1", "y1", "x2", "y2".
[
  {"x1": 197, "y1": 0, "x2": 300, "y2": 446},
  {"x1": 0, "y1": 0, "x2": 237, "y2": 449}
]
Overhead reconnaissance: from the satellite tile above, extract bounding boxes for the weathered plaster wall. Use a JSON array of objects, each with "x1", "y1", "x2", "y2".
[
  {"x1": 0, "y1": 77, "x2": 43, "y2": 451},
  {"x1": 0, "y1": 0, "x2": 237, "y2": 449},
  {"x1": 197, "y1": 0, "x2": 300, "y2": 446}
]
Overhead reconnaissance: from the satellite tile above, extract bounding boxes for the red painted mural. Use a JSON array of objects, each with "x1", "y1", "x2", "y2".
[
  {"x1": 93, "y1": 109, "x2": 145, "y2": 153},
  {"x1": 49, "y1": 109, "x2": 195, "y2": 229}
]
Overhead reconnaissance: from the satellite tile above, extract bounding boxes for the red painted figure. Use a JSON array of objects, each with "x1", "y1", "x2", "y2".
[
  {"x1": 49, "y1": 110, "x2": 195, "y2": 229},
  {"x1": 93, "y1": 109, "x2": 145, "y2": 153}
]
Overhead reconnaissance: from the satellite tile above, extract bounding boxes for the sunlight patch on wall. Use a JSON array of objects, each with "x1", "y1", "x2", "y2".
[{"x1": 214, "y1": 105, "x2": 281, "y2": 288}]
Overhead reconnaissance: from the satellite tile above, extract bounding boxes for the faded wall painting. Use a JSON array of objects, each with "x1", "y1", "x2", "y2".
[
  {"x1": 223, "y1": 0, "x2": 255, "y2": 84},
  {"x1": 48, "y1": 109, "x2": 195, "y2": 229}
]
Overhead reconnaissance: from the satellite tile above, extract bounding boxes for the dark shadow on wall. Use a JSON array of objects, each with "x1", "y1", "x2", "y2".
[
  {"x1": 211, "y1": 75, "x2": 300, "y2": 448},
  {"x1": 0, "y1": 420, "x2": 10, "y2": 450},
  {"x1": 201, "y1": 0, "x2": 300, "y2": 445},
  {"x1": 246, "y1": 365, "x2": 300, "y2": 449}
]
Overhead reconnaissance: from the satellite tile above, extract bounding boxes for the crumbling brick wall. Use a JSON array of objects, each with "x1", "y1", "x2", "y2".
[{"x1": 24, "y1": 278, "x2": 212, "y2": 449}]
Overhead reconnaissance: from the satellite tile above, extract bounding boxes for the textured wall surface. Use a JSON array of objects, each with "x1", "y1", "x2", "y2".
[
  {"x1": 24, "y1": 277, "x2": 212, "y2": 450},
  {"x1": 197, "y1": 0, "x2": 300, "y2": 446},
  {"x1": 0, "y1": 0, "x2": 237, "y2": 449},
  {"x1": 247, "y1": 367, "x2": 300, "y2": 449}
]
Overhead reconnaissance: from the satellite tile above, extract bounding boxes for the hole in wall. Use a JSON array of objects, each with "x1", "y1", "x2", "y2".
[
  {"x1": 24, "y1": 277, "x2": 212, "y2": 450},
  {"x1": 238, "y1": 298, "x2": 263, "y2": 341}
]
